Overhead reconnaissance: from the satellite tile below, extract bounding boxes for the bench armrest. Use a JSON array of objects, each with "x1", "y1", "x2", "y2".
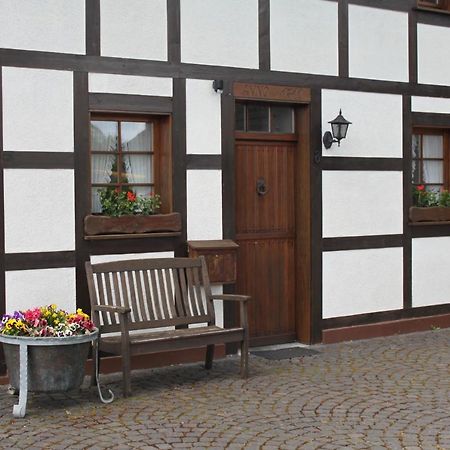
[
  {"x1": 211, "y1": 294, "x2": 251, "y2": 303},
  {"x1": 93, "y1": 305, "x2": 131, "y2": 314},
  {"x1": 211, "y1": 294, "x2": 250, "y2": 330}
]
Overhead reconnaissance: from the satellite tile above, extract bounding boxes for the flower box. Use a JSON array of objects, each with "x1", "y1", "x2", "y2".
[
  {"x1": 409, "y1": 206, "x2": 450, "y2": 223},
  {"x1": 84, "y1": 212, "x2": 182, "y2": 236}
]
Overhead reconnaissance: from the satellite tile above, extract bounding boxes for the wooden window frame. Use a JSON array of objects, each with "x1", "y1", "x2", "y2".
[
  {"x1": 417, "y1": 0, "x2": 450, "y2": 12},
  {"x1": 235, "y1": 101, "x2": 296, "y2": 137},
  {"x1": 89, "y1": 112, "x2": 173, "y2": 214},
  {"x1": 412, "y1": 127, "x2": 450, "y2": 190}
]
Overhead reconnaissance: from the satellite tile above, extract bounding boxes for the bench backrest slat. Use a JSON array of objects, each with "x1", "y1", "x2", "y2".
[{"x1": 86, "y1": 257, "x2": 215, "y2": 332}]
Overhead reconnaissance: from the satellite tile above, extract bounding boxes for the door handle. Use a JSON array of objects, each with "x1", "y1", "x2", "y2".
[{"x1": 256, "y1": 177, "x2": 269, "y2": 196}]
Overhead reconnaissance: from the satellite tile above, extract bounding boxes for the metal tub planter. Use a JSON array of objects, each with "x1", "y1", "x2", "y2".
[
  {"x1": 0, "y1": 332, "x2": 100, "y2": 417},
  {"x1": 0, "y1": 305, "x2": 114, "y2": 417}
]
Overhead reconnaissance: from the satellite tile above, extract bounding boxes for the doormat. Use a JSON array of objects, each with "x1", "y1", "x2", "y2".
[{"x1": 251, "y1": 347, "x2": 320, "y2": 360}]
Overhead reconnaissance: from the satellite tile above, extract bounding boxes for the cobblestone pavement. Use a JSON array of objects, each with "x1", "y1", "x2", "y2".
[{"x1": 1, "y1": 329, "x2": 450, "y2": 449}]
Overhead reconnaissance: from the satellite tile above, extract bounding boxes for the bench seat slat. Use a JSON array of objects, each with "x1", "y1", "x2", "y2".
[{"x1": 99, "y1": 326, "x2": 245, "y2": 355}]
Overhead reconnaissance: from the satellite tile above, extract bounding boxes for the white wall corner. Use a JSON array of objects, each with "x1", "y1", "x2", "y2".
[
  {"x1": 2, "y1": 67, "x2": 74, "y2": 152},
  {"x1": 412, "y1": 237, "x2": 450, "y2": 307},
  {"x1": 0, "y1": 0, "x2": 85, "y2": 54},
  {"x1": 100, "y1": 0, "x2": 167, "y2": 61},
  {"x1": 270, "y1": 0, "x2": 338, "y2": 76},
  {"x1": 186, "y1": 79, "x2": 222, "y2": 155},
  {"x1": 418, "y1": 24, "x2": 450, "y2": 87},
  {"x1": 323, "y1": 248, "x2": 403, "y2": 318},
  {"x1": 412, "y1": 96, "x2": 450, "y2": 114},
  {"x1": 321, "y1": 90, "x2": 403, "y2": 158},
  {"x1": 5, "y1": 268, "x2": 76, "y2": 313},
  {"x1": 181, "y1": 0, "x2": 258, "y2": 68},
  {"x1": 349, "y1": 5, "x2": 408, "y2": 82},
  {"x1": 88, "y1": 73, "x2": 173, "y2": 97},
  {"x1": 187, "y1": 170, "x2": 222, "y2": 240},
  {"x1": 322, "y1": 171, "x2": 403, "y2": 238},
  {"x1": 4, "y1": 169, "x2": 75, "y2": 253}
]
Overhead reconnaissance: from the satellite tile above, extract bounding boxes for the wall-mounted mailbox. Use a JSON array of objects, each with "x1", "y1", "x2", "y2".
[{"x1": 188, "y1": 239, "x2": 239, "y2": 285}]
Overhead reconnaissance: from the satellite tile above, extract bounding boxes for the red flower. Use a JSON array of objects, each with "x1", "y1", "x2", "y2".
[
  {"x1": 416, "y1": 185, "x2": 425, "y2": 191},
  {"x1": 127, "y1": 191, "x2": 136, "y2": 202},
  {"x1": 114, "y1": 187, "x2": 120, "y2": 194}
]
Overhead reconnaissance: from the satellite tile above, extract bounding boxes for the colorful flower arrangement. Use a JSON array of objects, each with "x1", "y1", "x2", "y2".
[
  {"x1": 0, "y1": 305, "x2": 95, "y2": 337},
  {"x1": 99, "y1": 187, "x2": 161, "y2": 217},
  {"x1": 413, "y1": 185, "x2": 450, "y2": 207}
]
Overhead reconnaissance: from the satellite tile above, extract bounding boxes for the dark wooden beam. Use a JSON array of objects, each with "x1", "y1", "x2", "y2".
[
  {"x1": 186, "y1": 154, "x2": 222, "y2": 170},
  {"x1": 89, "y1": 93, "x2": 173, "y2": 113},
  {"x1": 321, "y1": 157, "x2": 403, "y2": 171},
  {"x1": 2, "y1": 151, "x2": 74, "y2": 169},
  {"x1": 85, "y1": 0, "x2": 101, "y2": 56},
  {"x1": 258, "y1": 0, "x2": 271, "y2": 71},
  {"x1": 323, "y1": 234, "x2": 403, "y2": 251}
]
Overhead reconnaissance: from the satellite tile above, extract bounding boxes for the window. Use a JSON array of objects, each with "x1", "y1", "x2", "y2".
[
  {"x1": 235, "y1": 103, "x2": 295, "y2": 134},
  {"x1": 412, "y1": 128, "x2": 450, "y2": 191},
  {"x1": 90, "y1": 114, "x2": 172, "y2": 213},
  {"x1": 417, "y1": 0, "x2": 450, "y2": 12}
]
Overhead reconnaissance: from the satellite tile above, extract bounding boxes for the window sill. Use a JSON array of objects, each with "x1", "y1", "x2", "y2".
[
  {"x1": 84, "y1": 212, "x2": 182, "y2": 239},
  {"x1": 415, "y1": 6, "x2": 450, "y2": 15},
  {"x1": 409, "y1": 206, "x2": 450, "y2": 224},
  {"x1": 84, "y1": 231, "x2": 181, "y2": 241}
]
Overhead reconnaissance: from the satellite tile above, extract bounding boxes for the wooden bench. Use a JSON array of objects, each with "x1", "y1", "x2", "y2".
[{"x1": 85, "y1": 256, "x2": 250, "y2": 396}]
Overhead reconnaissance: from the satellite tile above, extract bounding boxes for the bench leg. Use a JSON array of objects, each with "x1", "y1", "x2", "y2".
[
  {"x1": 240, "y1": 337, "x2": 249, "y2": 378},
  {"x1": 205, "y1": 344, "x2": 215, "y2": 370},
  {"x1": 122, "y1": 350, "x2": 132, "y2": 397}
]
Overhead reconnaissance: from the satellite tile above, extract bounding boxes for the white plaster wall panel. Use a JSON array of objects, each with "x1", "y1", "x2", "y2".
[
  {"x1": 2, "y1": 67, "x2": 73, "y2": 152},
  {"x1": 349, "y1": 5, "x2": 408, "y2": 82},
  {"x1": 181, "y1": 0, "x2": 258, "y2": 68},
  {"x1": 88, "y1": 73, "x2": 173, "y2": 97},
  {"x1": 322, "y1": 171, "x2": 403, "y2": 237},
  {"x1": 321, "y1": 90, "x2": 403, "y2": 158},
  {"x1": 91, "y1": 252, "x2": 174, "y2": 264},
  {"x1": 270, "y1": 0, "x2": 338, "y2": 75},
  {"x1": 5, "y1": 268, "x2": 76, "y2": 313},
  {"x1": 187, "y1": 170, "x2": 222, "y2": 240},
  {"x1": 412, "y1": 237, "x2": 450, "y2": 307},
  {"x1": 212, "y1": 286, "x2": 224, "y2": 329},
  {"x1": 186, "y1": 80, "x2": 221, "y2": 155},
  {"x1": 412, "y1": 97, "x2": 450, "y2": 114},
  {"x1": 418, "y1": 24, "x2": 450, "y2": 86},
  {"x1": 100, "y1": 0, "x2": 167, "y2": 61},
  {"x1": 0, "y1": 0, "x2": 85, "y2": 54},
  {"x1": 4, "y1": 169, "x2": 75, "y2": 253},
  {"x1": 323, "y1": 248, "x2": 403, "y2": 318}
]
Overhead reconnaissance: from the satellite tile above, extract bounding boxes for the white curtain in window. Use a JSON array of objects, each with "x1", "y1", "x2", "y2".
[
  {"x1": 123, "y1": 154, "x2": 152, "y2": 186},
  {"x1": 423, "y1": 135, "x2": 444, "y2": 186},
  {"x1": 92, "y1": 154, "x2": 115, "y2": 184}
]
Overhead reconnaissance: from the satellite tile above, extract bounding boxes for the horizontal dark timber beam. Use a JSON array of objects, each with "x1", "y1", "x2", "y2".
[
  {"x1": 321, "y1": 157, "x2": 403, "y2": 171},
  {"x1": 416, "y1": 9, "x2": 450, "y2": 27},
  {"x1": 89, "y1": 93, "x2": 172, "y2": 113},
  {"x1": 2, "y1": 152, "x2": 74, "y2": 169},
  {"x1": 2, "y1": 49, "x2": 450, "y2": 98},
  {"x1": 412, "y1": 112, "x2": 450, "y2": 128},
  {"x1": 323, "y1": 234, "x2": 403, "y2": 251},
  {"x1": 323, "y1": 303, "x2": 450, "y2": 329},
  {"x1": 410, "y1": 223, "x2": 450, "y2": 237},
  {"x1": 86, "y1": 236, "x2": 182, "y2": 256},
  {"x1": 5, "y1": 251, "x2": 76, "y2": 271},
  {"x1": 348, "y1": 0, "x2": 414, "y2": 11},
  {"x1": 186, "y1": 154, "x2": 222, "y2": 170}
]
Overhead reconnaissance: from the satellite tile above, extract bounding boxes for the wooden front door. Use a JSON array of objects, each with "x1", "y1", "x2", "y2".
[{"x1": 235, "y1": 132, "x2": 297, "y2": 345}]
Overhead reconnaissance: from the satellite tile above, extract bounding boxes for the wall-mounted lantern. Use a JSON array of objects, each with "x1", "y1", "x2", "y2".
[
  {"x1": 212, "y1": 79, "x2": 224, "y2": 93},
  {"x1": 323, "y1": 109, "x2": 352, "y2": 149}
]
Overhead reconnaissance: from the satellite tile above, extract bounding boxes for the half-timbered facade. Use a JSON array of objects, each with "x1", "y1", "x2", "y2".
[{"x1": 1, "y1": 0, "x2": 450, "y2": 374}]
